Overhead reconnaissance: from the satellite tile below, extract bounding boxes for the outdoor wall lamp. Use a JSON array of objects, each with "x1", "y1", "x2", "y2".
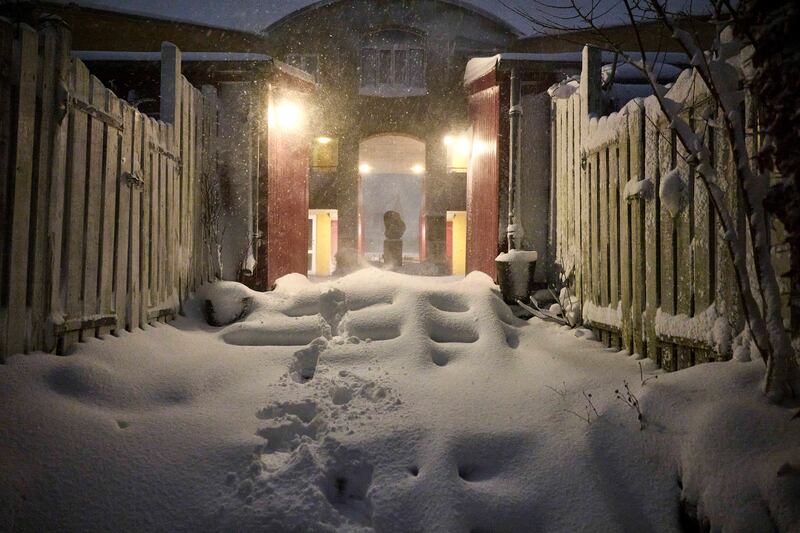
[{"x1": 269, "y1": 100, "x2": 304, "y2": 130}]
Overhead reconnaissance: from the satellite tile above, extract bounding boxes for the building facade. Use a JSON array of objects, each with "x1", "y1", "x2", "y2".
[{"x1": 262, "y1": 0, "x2": 520, "y2": 269}]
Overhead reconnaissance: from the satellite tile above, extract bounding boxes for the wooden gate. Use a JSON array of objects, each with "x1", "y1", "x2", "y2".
[{"x1": 0, "y1": 21, "x2": 219, "y2": 359}]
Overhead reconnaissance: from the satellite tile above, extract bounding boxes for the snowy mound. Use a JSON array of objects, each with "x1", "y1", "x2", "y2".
[{"x1": 213, "y1": 268, "x2": 523, "y2": 358}]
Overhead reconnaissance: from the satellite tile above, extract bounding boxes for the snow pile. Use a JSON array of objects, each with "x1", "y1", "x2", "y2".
[
  {"x1": 659, "y1": 167, "x2": 686, "y2": 217},
  {"x1": 0, "y1": 269, "x2": 796, "y2": 531},
  {"x1": 583, "y1": 300, "x2": 622, "y2": 329},
  {"x1": 624, "y1": 176, "x2": 654, "y2": 200},
  {"x1": 655, "y1": 304, "x2": 732, "y2": 354},
  {"x1": 557, "y1": 287, "x2": 581, "y2": 325},
  {"x1": 638, "y1": 361, "x2": 800, "y2": 530}
]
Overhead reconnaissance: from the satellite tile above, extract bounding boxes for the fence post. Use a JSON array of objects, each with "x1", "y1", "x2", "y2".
[
  {"x1": 160, "y1": 42, "x2": 182, "y2": 135},
  {"x1": 580, "y1": 46, "x2": 602, "y2": 126}
]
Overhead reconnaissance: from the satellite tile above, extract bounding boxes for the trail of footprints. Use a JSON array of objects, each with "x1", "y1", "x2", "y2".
[{"x1": 222, "y1": 282, "x2": 525, "y2": 527}]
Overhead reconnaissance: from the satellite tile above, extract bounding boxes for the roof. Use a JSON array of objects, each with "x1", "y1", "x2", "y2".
[
  {"x1": 262, "y1": 0, "x2": 525, "y2": 36},
  {"x1": 464, "y1": 51, "x2": 689, "y2": 85}
]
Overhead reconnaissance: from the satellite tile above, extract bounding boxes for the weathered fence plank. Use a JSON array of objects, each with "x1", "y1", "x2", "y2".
[
  {"x1": 127, "y1": 111, "x2": 143, "y2": 331},
  {"x1": 618, "y1": 112, "x2": 633, "y2": 353},
  {"x1": 659, "y1": 125, "x2": 677, "y2": 371},
  {"x1": 628, "y1": 103, "x2": 646, "y2": 357},
  {"x1": 642, "y1": 110, "x2": 660, "y2": 363},
  {"x1": 82, "y1": 75, "x2": 106, "y2": 340},
  {"x1": 0, "y1": 20, "x2": 15, "y2": 358},
  {"x1": 98, "y1": 87, "x2": 119, "y2": 337},
  {"x1": 609, "y1": 141, "x2": 620, "y2": 348},
  {"x1": 5, "y1": 24, "x2": 38, "y2": 356},
  {"x1": 28, "y1": 22, "x2": 58, "y2": 351},
  {"x1": 61, "y1": 59, "x2": 90, "y2": 352},
  {"x1": 44, "y1": 20, "x2": 71, "y2": 351},
  {"x1": 599, "y1": 143, "x2": 609, "y2": 342},
  {"x1": 675, "y1": 120, "x2": 694, "y2": 369},
  {"x1": 113, "y1": 103, "x2": 133, "y2": 334},
  {"x1": 693, "y1": 108, "x2": 714, "y2": 363},
  {"x1": 140, "y1": 118, "x2": 152, "y2": 327}
]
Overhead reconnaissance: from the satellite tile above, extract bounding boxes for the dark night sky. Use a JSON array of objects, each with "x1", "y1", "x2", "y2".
[
  {"x1": 44, "y1": 0, "x2": 537, "y2": 33},
  {"x1": 38, "y1": 1, "x2": 711, "y2": 36}
]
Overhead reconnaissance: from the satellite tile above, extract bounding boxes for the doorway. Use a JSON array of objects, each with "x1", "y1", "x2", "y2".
[{"x1": 358, "y1": 134, "x2": 426, "y2": 263}]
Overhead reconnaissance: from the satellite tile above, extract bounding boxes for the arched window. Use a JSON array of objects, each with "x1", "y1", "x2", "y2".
[{"x1": 360, "y1": 29, "x2": 426, "y2": 97}]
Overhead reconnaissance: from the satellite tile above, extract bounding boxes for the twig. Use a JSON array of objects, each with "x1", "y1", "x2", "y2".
[
  {"x1": 615, "y1": 380, "x2": 645, "y2": 430},
  {"x1": 639, "y1": 361, "x2": 658, "y2": 386}
]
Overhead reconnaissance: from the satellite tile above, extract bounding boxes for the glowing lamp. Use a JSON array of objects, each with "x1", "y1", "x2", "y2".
[
  {"x1": 269, "y1": 100, "x2": 304, "y2": 130},
  {"x1": 411, "y1": 164, "x2": 425, "y2": 174},
  {"x1": 316, "y1": 136, "x2": 332, "y2": 144},
  {"x1": 359, "y1": 163, "x2": 372, "y2": 174}
]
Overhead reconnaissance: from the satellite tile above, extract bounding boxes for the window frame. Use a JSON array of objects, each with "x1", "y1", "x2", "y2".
[{"x1": 359, "y1": 31, "x2": 426, "y2": 97}]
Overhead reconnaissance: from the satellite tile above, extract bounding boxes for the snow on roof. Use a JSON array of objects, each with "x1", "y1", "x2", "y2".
[
  {"x1": 73, "y1": 51, "x2": 273, "y2": 62},
  {"x1": 464, "y1": 51, "x2": 689, "y2": 85}
]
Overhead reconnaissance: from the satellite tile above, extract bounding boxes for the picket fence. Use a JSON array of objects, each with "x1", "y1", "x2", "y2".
[
  {"x1": 0, "y1": 19, "x2": 220, "y2": 360},
  {"x1": 549, "y1": 46, "x2": 772, "y2": 370}
]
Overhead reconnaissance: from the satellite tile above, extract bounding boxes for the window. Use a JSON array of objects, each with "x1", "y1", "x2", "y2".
[
  {"x1": 360, "y1": 30, "x2": 426, "y2": 97},
  {"x1": 312, "y1": 137, "x2": 339, "y2": 172},
  {"x1": 285, "y1": 53, "x2": 320, "y2": 82}
]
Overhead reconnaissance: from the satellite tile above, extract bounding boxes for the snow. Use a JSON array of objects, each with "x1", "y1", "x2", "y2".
[
  {"x1": 1, "y1": 270, "x2": 797, "y2": 531},
  {"x1": 467, "y1": 52, "x2": 688, "y2": 86},
  {"x1": 655, "y1": 304, "x2": 732, "y2": 355},
  {"x1": 659, "y1": 167, "x2": 686, "y2": 217},
  {"x1": 583, "y1": 300, "x2": 622, "y2": 329},
  {"x1": 602, "y1": 62, "x2": 682, "y2": 84},
  {"x1": 624, "y1": 177, "x2": 654, "y2": 200}
]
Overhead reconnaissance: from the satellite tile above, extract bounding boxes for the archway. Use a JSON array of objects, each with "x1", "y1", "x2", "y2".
[{"x1": 358, "y1": 134, "x2": 426, "y2": 263}]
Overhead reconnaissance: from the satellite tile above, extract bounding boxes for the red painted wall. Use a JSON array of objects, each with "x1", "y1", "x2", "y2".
[
  {"x1": 466, "y1": 85, "x2": 501, "y2": 279},
  {"x1": 266, "y1": 92, "x2": 310, "y2": 288}
]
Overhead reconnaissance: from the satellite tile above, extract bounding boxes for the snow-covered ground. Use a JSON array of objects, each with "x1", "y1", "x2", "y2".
[{"x1": 1, "y1": 269, "x2": 797, "y2": 531}]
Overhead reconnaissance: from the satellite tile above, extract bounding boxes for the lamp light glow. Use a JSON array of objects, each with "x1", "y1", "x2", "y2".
[
  {"x1": 411, "y1": 164, "x2": 425, "y2": 174},
  {"x1": 316, "y1": 136, "x2": 332, "y2": 144},
  {"x1": 269, "y1": 100, "x2": 304, "y2": 130},
  {"x1": 359, "y1": 163, "x2": 372, "y2": 174}
]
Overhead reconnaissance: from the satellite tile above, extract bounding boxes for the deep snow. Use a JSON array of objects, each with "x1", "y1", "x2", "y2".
[{"x1": 0, "y1": 269, "x2": 797, "y2": 531}]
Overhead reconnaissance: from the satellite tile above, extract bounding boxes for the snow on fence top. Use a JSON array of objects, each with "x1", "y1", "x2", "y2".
[
  {"x1": 465, "y1": 51, "x2": 688, "y2": 86},
  {"x1": 560, "y1": 67, "x2": 710, "y2": 153}
]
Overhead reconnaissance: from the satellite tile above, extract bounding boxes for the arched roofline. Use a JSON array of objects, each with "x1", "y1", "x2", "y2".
[{"x1": 262, "y1": 0, "x2": 523, "y2": 37}]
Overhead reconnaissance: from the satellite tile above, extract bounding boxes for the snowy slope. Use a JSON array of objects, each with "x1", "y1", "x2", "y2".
[{"x1": 0, "y1": 269, "x2": 797, "y2": 531}]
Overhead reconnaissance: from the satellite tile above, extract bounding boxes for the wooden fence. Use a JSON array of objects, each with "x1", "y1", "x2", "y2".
[
  {"x1": 0, "y1": 19, "x2": 219, "y2": 360},
  {"x1": 549, "y1": 46, "x2": 786, "y2": 370}
]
